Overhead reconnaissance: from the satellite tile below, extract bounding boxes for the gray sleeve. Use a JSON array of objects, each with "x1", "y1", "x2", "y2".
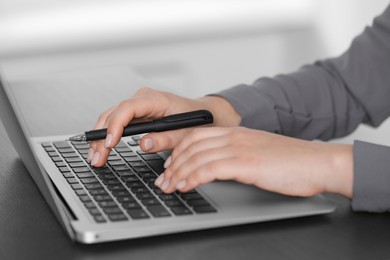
[
  {"x1": 215, "y1": 4, "x2": 390, "y2": 141},
  {"x1": 213, "y1": 5, "x2": 390, "y2": 212},
  {"x1": 353, "y1": 141, "x2": 390, "y2": 212}
]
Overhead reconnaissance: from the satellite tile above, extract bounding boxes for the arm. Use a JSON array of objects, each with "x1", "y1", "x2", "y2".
[
  {"x1": 212, "y1": 5, "x2": 390, "y2": 212},
  {"x1": 215, "y1": 5, "x2": 390, "y2": 141}
]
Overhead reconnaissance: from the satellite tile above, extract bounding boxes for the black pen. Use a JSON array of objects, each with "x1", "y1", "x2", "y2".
[{"x1": 68, "y1": 110, "x2": 213, "y2": 142}]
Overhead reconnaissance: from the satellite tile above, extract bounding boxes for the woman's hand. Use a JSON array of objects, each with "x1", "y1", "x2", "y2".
[
  {"x1": 155, "y1": 127, "x2": 353, "y2": 198},
  {"x1": 88, "y1": 87, "x2": 240, "y2": 167}
]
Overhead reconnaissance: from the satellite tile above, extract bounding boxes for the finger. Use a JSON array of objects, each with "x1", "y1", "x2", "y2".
[
  {"x1": 139, "y1": 129, "x2": 191, "y2": 153},
  {"x1": 104, "y1": 97, "x2": 166, "y2": 149},
  {"x1": 169, "y1": 127, "x2": 231, "y2": 162},
  {"x1": 89, "y1": 139, "x2": 111, "y2": 167},
  {"x1": 161, "y1": 146, "x2": 235, "y2": 193},
  {"x1": 88, "y1": 106, "x2": 116, "y2": 162},
  {"x1": 90, "y1": 106, "x2": 116, "y2": 148},
  {"x1": 163, "y1": 134, "x2": 230, "y2": 180},
  {"x1": 167, "y1": 158, "x2": 239, "y2": 193}
]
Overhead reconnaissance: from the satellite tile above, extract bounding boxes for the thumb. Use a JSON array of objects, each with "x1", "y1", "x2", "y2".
[{"x1": 140, "y1": 129, "x2": 191, "y2": 152}]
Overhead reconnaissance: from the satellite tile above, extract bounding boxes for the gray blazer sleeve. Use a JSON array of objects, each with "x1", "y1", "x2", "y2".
[{"x1": 214, "y1": 5, "x2": 390, "y2": 212}]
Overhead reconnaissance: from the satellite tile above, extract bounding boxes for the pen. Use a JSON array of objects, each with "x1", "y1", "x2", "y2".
[{"x1": 68, "y1": 110, "x2": 213, "y2": 142}]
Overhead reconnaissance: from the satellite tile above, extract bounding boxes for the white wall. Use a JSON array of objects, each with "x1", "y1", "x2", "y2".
[{"x1": 1, "y1": 0, "x2": 389, "y2": 144}]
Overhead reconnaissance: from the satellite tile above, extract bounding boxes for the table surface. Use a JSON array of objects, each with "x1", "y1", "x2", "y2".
[{"x1": 1, "y1": 69, "x2": 390, "y2": 260}]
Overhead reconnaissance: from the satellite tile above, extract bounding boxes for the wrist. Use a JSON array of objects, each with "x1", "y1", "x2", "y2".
[
  {"x1": 324, "y1": 144, "x2": 353, "y2": 198},
  {"x1": 196, "y1": 96, "x2": 241, "y2": 127}
]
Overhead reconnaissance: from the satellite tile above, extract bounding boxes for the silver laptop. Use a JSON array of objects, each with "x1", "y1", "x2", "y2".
[{"x1": 0, "y1": 67, "x2": 335, "y2": 244}]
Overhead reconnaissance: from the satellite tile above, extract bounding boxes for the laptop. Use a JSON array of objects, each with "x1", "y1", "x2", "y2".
[{"x1": 0, "y1": 67, "x2": 335, "y2": 244}]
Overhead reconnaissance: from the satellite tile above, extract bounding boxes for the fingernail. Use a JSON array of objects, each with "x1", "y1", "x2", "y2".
[
  {"x1": 104, "y1": 134, "x2": 113, "y2": 148},
  {"x1": 87, "y1": 148, "x2": 94, "y2": 163},
  {"x1": 161, "y1": 179, "x2": 170, "y2": 191},
  {"x1": 164, "y1": 156, "x2": 172, "y2": 168},
  {"x1": 143, "y1": 138, "x2": 154, "y2": 151},
  {"x1": 91, "y1": 152, "x2": 100, "y2": 166},
  {"x1": 154, "y1": 173, "x2": 165, "y2": 187},
  {"x1": 176, "y1": 180, "x2": 187, "y2": 190}
]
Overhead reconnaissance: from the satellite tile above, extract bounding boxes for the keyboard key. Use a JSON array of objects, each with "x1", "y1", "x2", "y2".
[
  {"x1": 108, "y1": 160, "x2": 126, "y2": 166},
  {"x1": 89, "y1": 208, "x2": 101, "y2": 216},
  {"x1": 48, "y1": 151, "x2": 59, "y2": 157},
  {"x1": 76, "y1": 172, "x2": 95, "y2": 178},
  {"x1": 145, "y1": 160, "x2": 165, "y2": 174},
  {"x1": 180, "y1": 193, "x2": 203, "y2": 200},
  {"x1": 58, "y1": 148, "x2": 75, "y2": 154},
  {"x1": 51, "y1": 156, "x2": 63, "y2": 162},
  {"x1": 112, "y1": 190, "x2": 131, "y2": 197},
  {"x1": 141, "y1": 154, "x2": 162, "y2": 161},
  {"x1": 62, "y1": 172, "x2": 74, "y2": 178},
  {"x1": 75, "y1": 189, "x2": 88, "y2": 196},
  {"x1": 187, "y1": 199, "x2": 211, "y2": 207},
  {"x1": 128, "y1": 161, "x2": 147, "y2": 167},
  {"x1": 84, "y1": 202, "x2": 96, "y2": 209},
  {"x1": 193, "y1": 205, "x2": 217, "y2": 214},
  {"x1": 73, "y1": 143, "x2": 90, "y2": 150},
  {"x1": 127, "y1": 209, "x2": 149, "y2": 219},
  {"x1": 55, "y1": 161, "x2": 67, "y2": 167},
  {"x1": 121, "y1": 202, "x2": 141, "y2": 209},
  {"x1": 125, "y1": 181, "x2": 143, "y2": 188},
  {"x1": 121, "y1": 175, "x2": 140, "y2": 182},
  {"x1": 117, "y1": 196, "x2": 136, "y2": 203},
  {"x1": 101, "y1": 179, "x2": 121, "y2": 185},
  {"x1": 103, "y1": 207, "x2": 123, "y2": 215},
  {"x1": 108, "y1": 155, "x2": 121, "y2": 161},
  {"x1": 98, "y1": 174, "x2": 118, "y2": 181},
  {"x1": 94, "y1": 167, "x2": 112, "y2": 174},
  {"x1": 73, "y1": 167, "x2": 91, "y2": 173},
  {"x1": 131, "y1": 187, "x2": 149, "y2": 194},
  {"x1": 94, "y1": 215, "x2": 107, "y2": 223},
  {"x1": 112, "y1": 165, "x2": 131, "y2": 171},
  {"x1": 41, "y1": 142, "x2": 52, "y2": 147},
  {"x1": 165, "y1": 200, "x2": 184, "y2": 207},
  {"x1": 121, "y1": 152, "x2": 137, "y2": 157},
  {"x1": 159, "y1": 194, "x2": 177, "y2": 201},
  {"x1": 117, "y1": 170, "x2": 135, "y2": 177},
  {"x1": 93, "y1": 195, "x2": 113, "y2": 201},
  {"x1": 65, "y1": 157, "x2": 83, "y2": 163},
  {"x1": 127, "y1": 139, "x2": 138, "y2": 146},
  {"x1": 116, "y1": 141, "x2": 128, "y2": 148},
  {"x1": 89, "y1": 189, "x2": 108, "y2": 196},
  {"x1": 85, "y1": 183, "x2": 103, "y2": 190},
  {"x1": 45, "y1": 147, "x2": 56, "y2": 153},
  {"x1": 67, "y1": 178, "x2": 79, "y2": 184},
  {"x1": 62, "y1": 153, "x2": 79, "y2": 158},
  {"x1": 171, "y1": 206, "x2": 192, "y2": 216},
  {"x1": 115, "y1": 147, "x2": 132, "y2": 153},
  {"x1": 69, "y1": 162, "x2": 87, "y2": 168},
  {"x1": 59, "y1": 166, "x2": 71, "y2": 173},
  {"x1": 141, "y1": 199, "x2": 161, "y2": 206},
  {"x1": 53, "y1": 141, "x2": 71, "y2": 148},
  {"x1": 98, "y1": 201, "x2": 117, "y2": 208},
  {"x1": 71, "y1": 183, "x2": 83, "y2": 190},
  {"x1": 79, "y1": 195, "x2": 92, "y2": 203},
  {"x1": 132, "y1": 166, "x2": 151, "y2": 173},
  {"x1": 107, "y1": 213, "x2": 128, "y2": 222},
  {"x1": 80, "y1": 177, "x2": 99, "y2": 184},
  {"x1": 147, "y1": 205, "x2": 170, "y2": 218},
  {"x1": 123, "y1": 157, "x2": 142, "y2": 162},
  {"x1": 136, "y1": 192, "x2": 155, "y2": 200}
]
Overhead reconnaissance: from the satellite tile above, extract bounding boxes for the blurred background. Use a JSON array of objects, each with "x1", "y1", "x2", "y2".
[{"x1": 0, "y1": 0, "x2": 389, "y2": 143}]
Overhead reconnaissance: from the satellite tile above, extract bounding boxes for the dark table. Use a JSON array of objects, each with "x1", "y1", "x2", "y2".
[{"x1": 1, "y1": 71, "x2": 390, "y2": 260}]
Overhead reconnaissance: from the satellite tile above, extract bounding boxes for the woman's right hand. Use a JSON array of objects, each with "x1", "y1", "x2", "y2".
[{"x1": 87, "y1": 87, "x2": 241, "y2": 167}]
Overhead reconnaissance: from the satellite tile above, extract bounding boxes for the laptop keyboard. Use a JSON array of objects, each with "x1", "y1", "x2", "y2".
[{"x1": 41, "y1": 136, "x2": 217, "y2": 223}]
